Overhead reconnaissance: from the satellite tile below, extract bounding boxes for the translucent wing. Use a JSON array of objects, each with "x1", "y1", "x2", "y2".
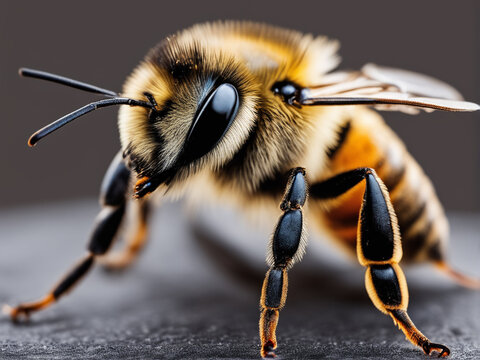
[{"x1": 300, "y1": 63, "x2": 479, "y2": 113}]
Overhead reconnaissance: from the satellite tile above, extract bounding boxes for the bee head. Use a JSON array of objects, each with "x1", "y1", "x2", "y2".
[{"x1": 119, "y1": 45, "x2": 259, "y2": 197}]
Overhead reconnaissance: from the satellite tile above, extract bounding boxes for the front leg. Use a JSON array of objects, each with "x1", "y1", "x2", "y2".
[
  {"x1": 311, "y1": 168, "x2": 450, "y2": 357},
  {"x1": 3, "y1": 151, "x2": 134, "y2": 319},
  {"x1": 98, "y1": 198, "x2": 152, "y2": 271},
  {"x1": 259, "y1": 167, "x2": 308, "y2": 358}
]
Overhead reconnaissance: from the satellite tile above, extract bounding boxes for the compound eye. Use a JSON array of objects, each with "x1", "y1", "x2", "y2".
[{"x1": 182, "y1": 83, "x2": 239, "y2": 163}]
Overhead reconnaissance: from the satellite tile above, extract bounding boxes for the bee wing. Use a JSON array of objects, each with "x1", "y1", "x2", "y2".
[
  {"x1": 301, "y1": 63, "x2": 479, "y2": 113},
  {"x1": 361, "y1": 63, "x2": 464, "y2": 100}
]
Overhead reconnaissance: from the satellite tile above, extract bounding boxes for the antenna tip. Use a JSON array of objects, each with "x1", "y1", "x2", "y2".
[
  {"x1": 27, "y1": 135, "x2": 38, "y2": 147},
  {"x1": 18, "y1": 68, "x2": 25, "y2": 77}
]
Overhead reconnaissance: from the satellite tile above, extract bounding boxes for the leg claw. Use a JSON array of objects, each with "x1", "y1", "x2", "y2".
[
  {"x1": 2, "y1": 304, "x2": 31, "y2": 322},
  {"x1": 261, "y1": 341, "x2": 277, "y2": 358},
  {"x1": 422, "y1": 341, "x2": 450, "y2": 357}
]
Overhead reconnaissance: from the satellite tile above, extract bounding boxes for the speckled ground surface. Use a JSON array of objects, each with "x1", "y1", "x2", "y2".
[{"x1": 0, "y1": 200, "x2": 479, "y2": 359}]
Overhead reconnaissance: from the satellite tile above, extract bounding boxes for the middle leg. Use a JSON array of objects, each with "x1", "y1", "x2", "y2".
[{"x1": 259, "y1": 167, "x2": 308, "y2": 358}]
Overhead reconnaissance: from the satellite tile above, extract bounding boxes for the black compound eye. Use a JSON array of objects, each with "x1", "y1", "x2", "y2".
[{"x1": 182, "y1": 83, "x2": 239, "y2": 162}]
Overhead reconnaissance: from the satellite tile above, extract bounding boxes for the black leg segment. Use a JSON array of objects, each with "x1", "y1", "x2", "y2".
[
  {"x1": 280, "y1": 169, "x2": 307, "y2": 210},
  {"x1": 272, "y1": 210, "x2": 303, "y2": 267},
  {"x1": 360, "y1": 173, "x2": 396, "y2": 262},
  {"x1": 88, "y1": 205, "x2": 126, "y2": 255},
  {"x1": 100, "y1": 151, "x2": 130, "y2": 206},
  {"x1": 264, "y1": 268, "x2": 287, "y2": 309},
  {"x1": 52, "y1": 255, "x2": 95, "y2": 299},
  {"x1": 309, "y1": 168, "x2": 368, "y2": 199},
  {"x1": 367, "y1": 264, "x2": 403, "y2": 308}
]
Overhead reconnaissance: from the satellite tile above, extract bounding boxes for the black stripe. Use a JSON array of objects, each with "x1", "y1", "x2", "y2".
[
  {"x1": 398, "y1": 200, "x2": 427, "y2": 235},
  {"x1": 402, "y1": 218, "x2": 433, "y2": 259},
  {"x1": 326, "y1": 121, "x2": 351, "y2": 159},
  {"x1": 255, "y1": 170, "x2": 289, "y2": 197},
  {"x1": 427, "y1": 238, "x2": 444, "y2": 261},
  {"x1": 327, "y1": 212, "x2": 359, "y2": 228},
  {"x1": 383, "y1": 164, "x2": 406, "y2": 193}
]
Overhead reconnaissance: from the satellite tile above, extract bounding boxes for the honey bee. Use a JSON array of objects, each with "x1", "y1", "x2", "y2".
[{"x1": 4, "y1": 21, "x2": 480, "y2": 358}]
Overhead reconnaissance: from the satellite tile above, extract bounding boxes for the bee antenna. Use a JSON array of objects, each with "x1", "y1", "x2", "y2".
[
  {"x1": 19, "y1": 68, "x2": 118, "y2": 97},
  {"x1": 20, "y1": 67, "x2": 156, "y2": 147},
  {"x1": 28, "y1": 97, "x2": 153, "y2": 147}
]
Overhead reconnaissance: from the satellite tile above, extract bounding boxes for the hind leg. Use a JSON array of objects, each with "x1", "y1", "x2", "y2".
[
  {"x1": 311, "y1": 168, "x2": 450, "y2": 357},
  {"x1": 3, "y1": 151, "x2": 135, "y2": 320},
  {"x1": 433, "y1": 261, "x2": 480, "y2": 289}
]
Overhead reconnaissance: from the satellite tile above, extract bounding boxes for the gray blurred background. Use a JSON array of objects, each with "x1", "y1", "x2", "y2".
[{"x1": 1, "y1": 0, "x2": 479, "y2": 211}]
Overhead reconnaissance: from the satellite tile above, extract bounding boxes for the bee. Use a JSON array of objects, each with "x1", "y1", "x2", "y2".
[{"x1": 4, "y1": 21, "x2": 480, "y2": 358}]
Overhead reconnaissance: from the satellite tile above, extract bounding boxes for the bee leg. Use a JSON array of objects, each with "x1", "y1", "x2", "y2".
[
  {"x1": 434, "y1": 261, "x2": 480, "y2": 289},
  {"x1": 3, "y1": 151, "x2": 131, "y2": 321},
  {"x1": 98, "y1": 199, "x2": 151, "y2": 271},
  {"x1": 259, "y1": 168, "x2": 308, "y2": 358},
  {"x1": 310, "y1": 168, "x2": 450, "y2": 357}
]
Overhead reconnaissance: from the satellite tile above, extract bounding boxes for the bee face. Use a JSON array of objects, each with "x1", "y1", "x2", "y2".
[{"x1": 119, "y1": 43, "x2": 260, "y2": 186}]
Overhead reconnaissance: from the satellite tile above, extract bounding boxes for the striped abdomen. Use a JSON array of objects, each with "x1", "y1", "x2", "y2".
[{"x1": 314, "y1": 108, "x2": 448, "y2": 263}]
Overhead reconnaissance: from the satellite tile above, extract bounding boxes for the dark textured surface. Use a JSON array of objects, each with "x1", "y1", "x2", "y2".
[{"x1": 1, "y1": 200, "x2": 479, "y2": 359}]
